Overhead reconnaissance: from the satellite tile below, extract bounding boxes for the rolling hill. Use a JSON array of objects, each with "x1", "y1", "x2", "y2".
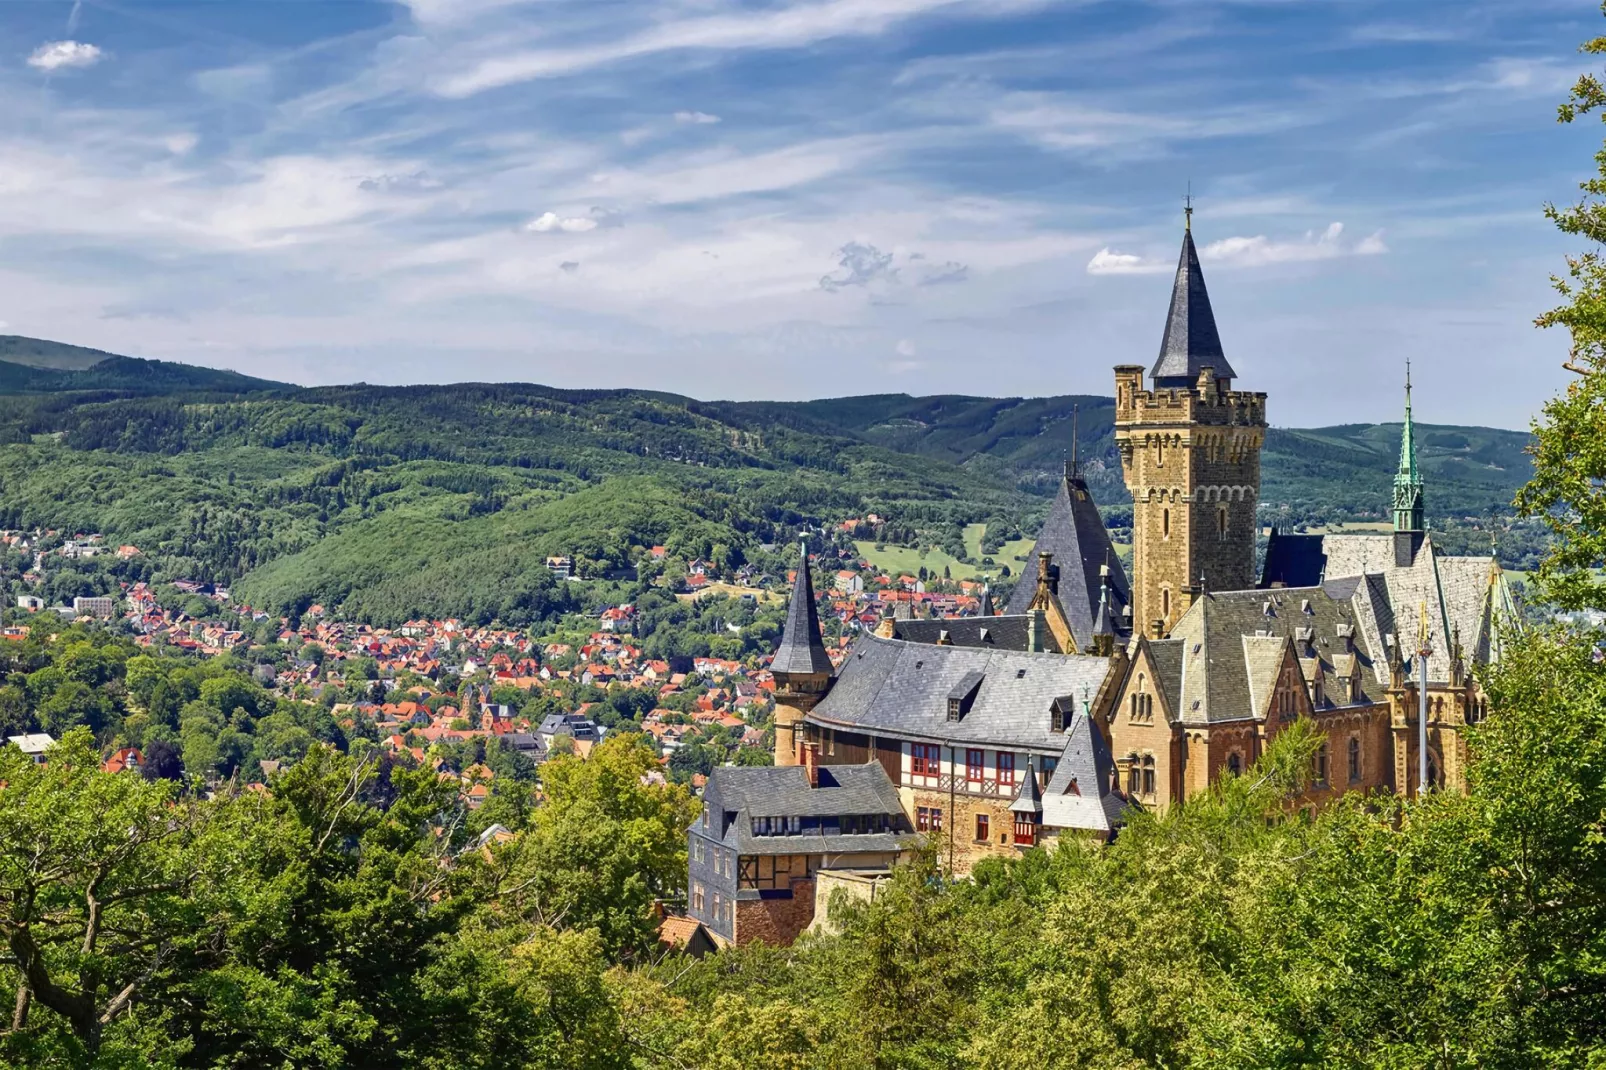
[{"x1": 0, "y1": 336, "x2": 1539, "y2": 625}]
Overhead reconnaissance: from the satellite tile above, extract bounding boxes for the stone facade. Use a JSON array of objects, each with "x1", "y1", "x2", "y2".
[
  {"x1": 772, "y1": 675, "x2": 829, "y2": 766},
  {"x1": 733, "y1": 879, "x2": 818, "y2": 946},
  {"x1": 1115, "y1": 364, "x2": 1266, "y2": 638}
]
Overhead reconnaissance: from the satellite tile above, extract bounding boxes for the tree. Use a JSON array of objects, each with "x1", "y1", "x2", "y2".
[
  {"x1": 140, "y1": 738, "x2": 184, "y2": 781},
  {"x1": 0, "y1": 729, "x2": 206, "y2": 1062},
  {"x1": 1519, "y1": 17, "x2": 1606, "y2": 610},
  {"x1": 492, "y1": 735, "x2": 696, "y2": 962}
]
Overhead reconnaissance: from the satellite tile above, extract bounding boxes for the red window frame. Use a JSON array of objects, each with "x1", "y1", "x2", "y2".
[
  {"x1": 966, "y1": 748, "x2": 985, "y2": 783},
  {"x1": 974, "y1": 813, "x2": 989, "y2": 841},
  {"x1": 911, "y1": 743, "x2": 940, "y2": 777},
  {"x1": 997, "y1": 752, "x2": 1016, "y2": 787},
  {"x1": 1013, "y1": 816, "x2": 1036, "y2": 846}
]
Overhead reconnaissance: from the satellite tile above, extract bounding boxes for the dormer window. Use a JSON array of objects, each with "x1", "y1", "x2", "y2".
[{"x1": 947, "y1": 670, "x2": 985, "y2": 721}]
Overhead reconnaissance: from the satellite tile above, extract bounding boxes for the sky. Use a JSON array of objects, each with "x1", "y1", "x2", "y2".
[{"x1": 0, "y1": 0, "x2": 1598, "y2": 428}]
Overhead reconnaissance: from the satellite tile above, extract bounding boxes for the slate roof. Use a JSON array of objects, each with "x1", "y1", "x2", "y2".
[
  {"x1": 1041, "y1": 711, "x2": 1127, "y2": 833},
  {"x1": 772, "y1": 544, "x2": 833, "y2": 676},
  {"x1": 808, "y1": 633, "x2": 1113, "y2": 752},
  {"x1": 1004, "y1": 467, "x2": 1131, "y2": 648},
  {"x1": 1307, "y1": 533, "x2": 1505, "y2": 683},
  {"x1": 1165, "y1": 582, "x2": 1391, "y2": 724},
  {"x1": 1153, "y1": 227, "x2": 1237, "y2": 386},
  {"x1": 1007, "y1": 758, "x2": 1041, "y2": 813},
  {"x1": 890, "y1": 614, "x2": 1061, "y2": 653},
  {"x1": 701, "y1": 762, "x2": 917, "y2": 856}
]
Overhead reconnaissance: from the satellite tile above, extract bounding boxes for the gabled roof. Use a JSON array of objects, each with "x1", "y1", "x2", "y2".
[
  {"x1": 1005, "y1": 467, "x2": 1131, "y2": 648},
  {"x1": 1153, "y1": 227, "x2": 1237, "y2": 386},
  {"x1": 809, "y1": 633, "x2": 1113, "y2": 752},
  {"x1": 889, "y1": 614, "x2": 1061, "y2": 653},
  {"x1": 772, "y1": 544, "x2": 833, "y2": 676},
  {"x1": 1165, "y1": 583, "x2": 1391, "y2": 724}
]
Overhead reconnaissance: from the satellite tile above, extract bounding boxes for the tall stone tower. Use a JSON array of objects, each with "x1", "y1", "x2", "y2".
[
  {"x1": 770, "y1": 542, "x2": 834, "y2": 766},
  {"x1": 1114, "y1": 210, "x2": 1267, "y2": 637}
]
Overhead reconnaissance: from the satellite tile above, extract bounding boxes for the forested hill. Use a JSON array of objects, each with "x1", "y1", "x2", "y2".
[
  {"x1": 714, "y1": 393, "x2": 1533, "y2": 524},
  {"x1": 0, "y1": 338, "x2": 1535, "y2": 626}
]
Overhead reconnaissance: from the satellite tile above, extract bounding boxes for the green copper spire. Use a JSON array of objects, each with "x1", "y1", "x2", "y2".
[{"x1": 1393, "y1": 361, "x2": 1424, "y2": 533}]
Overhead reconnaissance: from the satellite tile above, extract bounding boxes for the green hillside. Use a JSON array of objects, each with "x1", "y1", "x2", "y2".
[
  {"x1": 0, "y1": 334, "x2": 124, "y2": 371},
  {"x1": 0, "y1": 336, "x2": 1540, "y2": 626}
]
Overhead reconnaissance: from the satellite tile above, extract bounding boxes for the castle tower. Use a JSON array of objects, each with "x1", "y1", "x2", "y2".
[
  {"x1": 770, "y1": 542, "x2": 834, "y2": 766},
  {"x1": 1114, "y1": 210, "x2": 1267, "y2": 637},
  {"x1": 1393, "y1": 364, "x2": 1427, "y2": 566}
]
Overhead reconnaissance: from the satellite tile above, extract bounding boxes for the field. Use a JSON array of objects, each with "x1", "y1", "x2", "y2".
[{"x1": 855, "y1": 523, "x2": 1039, "y2": 585}]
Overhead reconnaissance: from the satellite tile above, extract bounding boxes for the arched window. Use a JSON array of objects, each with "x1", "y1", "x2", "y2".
[
  {"x1": 1315, "y1": 742, "x2": 1329, "y2": 783},
  {"x1": 1162, "y1": 508, "x2": 1171, "y2": 539},
  {"x1": 1141, "y1": 756, "x2": 1156, "y2": 796},
  {"x1": 1218, "y1": 503, "x2": 1229, "y2": 540},
  {"x1": 1227, "y1": 752, "x2": 1242, "y2": 777},
  {"x1": 1348, "y1": 737, "x2": 1361, "y2": 783},
  {"x1": 1126, "y1": 756, "x2": 1141, "y2": 794},
  {"x1": 1161, "y1": 587, "x2": 1171, "y2": 618}
]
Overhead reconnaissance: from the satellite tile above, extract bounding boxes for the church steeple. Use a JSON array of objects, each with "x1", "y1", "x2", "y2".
[
  {"x1": 1152, "y1": 209, "x2": 1237, "y2": 388},
  {"x1": 1393, "y1": 363, "x2": 1424, "y2": 534}
]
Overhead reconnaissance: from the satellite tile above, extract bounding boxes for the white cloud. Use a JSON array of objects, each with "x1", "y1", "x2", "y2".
[
  {"x1": 436, "y1": 0, "x2": 1048, "y2": 96},
  {"x1": 1355, "y1": 230, "x2": 1389, "y2": 256},
  {"x1": 525, "y1": 211, "x2": 598, "y2": 233},
  {"x1": 895, "y1": 338, "x2": 917, "y2": 357},
  {"x1": 1086, "y1": 247, "x2": 1169, "y2": 275},
  {"x1": 1201, "y1": 221, "x2": 1349, "y2": 266},
  {"x1": 27, "y1": 41, "x2": 102, "y2": 71},
  {"x1": 164, "y1": 132, "x2": 198, "y2": 156},
  {"x1": 1089, "y1": 224, "x2": 1388, "y2": 275},
  {"x1": 674, "y1": 111, "x2": 721, "y2": 124}
]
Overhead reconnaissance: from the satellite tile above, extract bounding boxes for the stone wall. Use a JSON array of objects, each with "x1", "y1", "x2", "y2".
[{"x1": 734, "y1": 878, "x2": 817, "y2": 946}]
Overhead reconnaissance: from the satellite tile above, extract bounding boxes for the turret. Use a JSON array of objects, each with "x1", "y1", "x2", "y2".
[
  {"x1": 770, "y1": 541, "x2": 834, "y2": 766},
  {"x1": 1114, "y1": 207, "x2": 1266, "y2": 635}
]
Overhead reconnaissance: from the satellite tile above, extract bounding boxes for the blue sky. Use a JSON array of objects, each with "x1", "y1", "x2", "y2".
[{"x1": 0, "y1": 0, "x2": 1597, "y2": 428}]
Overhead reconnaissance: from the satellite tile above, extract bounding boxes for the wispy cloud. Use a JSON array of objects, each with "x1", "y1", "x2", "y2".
[
  {"x1": 674, "y1": 110, "x2": 721, "y2": 125},
  {"x1": 28, "y1": 40, "x2": 102, "y2": 71},
  {"x1": 1089, "y1": 223, "x2": 1387, "y2": 274},
  {"x1": 435, "y1": 0, "x2": 1048, "y2": 96},
  {"x1": 1200, "y1": 222, "x2": 1387, "y2": 267}
]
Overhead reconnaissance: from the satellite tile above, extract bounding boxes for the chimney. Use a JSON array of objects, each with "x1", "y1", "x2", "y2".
[{"x1": 802, "y1": 739, "x2": 820, "y2": 787}]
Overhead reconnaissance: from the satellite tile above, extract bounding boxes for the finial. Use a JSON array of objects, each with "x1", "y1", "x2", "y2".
[{"x1": 1184, "y1": 185, "x2": 1193, "y2": 232}]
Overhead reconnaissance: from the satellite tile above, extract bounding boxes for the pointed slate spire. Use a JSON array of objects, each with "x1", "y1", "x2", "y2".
[
  {"x1": 1393, "y1": 361, "x2": 1425, "y2": 533},
  {"x1": 1152, "y1": 216, "x2": 1236, "y2": 387},
  {"x1": 771, "y1": 541, "x2": 833, "y2": 676},
  {"x1": 1006, "y1": 466, "x2": 1131, "y2": 646},
  {"x1": 1009, "y1": 757, "x2": 1044, "y2": 815}
]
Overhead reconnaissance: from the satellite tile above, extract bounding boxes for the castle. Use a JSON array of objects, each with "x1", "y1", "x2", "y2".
[{"x1": 686, "y1": 214, "x2": 1518, "y2": 946}]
